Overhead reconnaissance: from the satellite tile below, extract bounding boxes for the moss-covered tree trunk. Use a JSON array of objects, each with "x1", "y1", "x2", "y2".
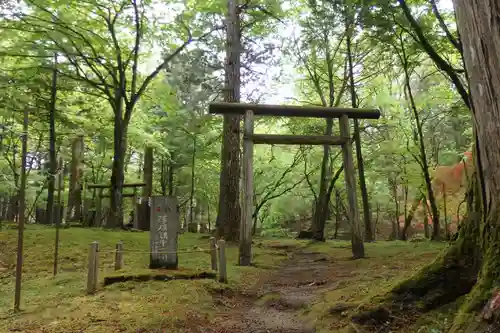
[
  {"x1": 449, "y1": 0, "x2": 500, "y2": 330},
  {"x1": 353, "y1": 1, "x2": 500, "y2": 331}
]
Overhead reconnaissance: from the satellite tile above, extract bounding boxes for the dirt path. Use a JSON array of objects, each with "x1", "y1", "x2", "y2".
[{"x1": 208, "y1": 248, "x2": 341, "y2": 333}]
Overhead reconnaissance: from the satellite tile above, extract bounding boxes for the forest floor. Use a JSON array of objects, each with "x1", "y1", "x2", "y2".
[{"x1": 0, "y1": 225, "x2": 451, "y2": 333}]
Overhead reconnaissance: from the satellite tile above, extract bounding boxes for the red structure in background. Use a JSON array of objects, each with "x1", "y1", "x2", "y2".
[{"x1": 398, "y1": 151, "x2": 473, "y2": 237}]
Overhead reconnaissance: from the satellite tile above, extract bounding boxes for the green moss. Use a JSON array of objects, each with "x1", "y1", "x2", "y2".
[
  {"x1": 351, "y1": 207, "x2": 481, "y2": 328},
  {"x1": 449, "y1": 209, "x2": 500, "y2": 332},
  {"x1": 0, "y1": 225, "x2": 456, "y2": 333},
  {"x1": 103, "y1": 269, "x2": 216, "y2": 286},
  {"x1": 0, "y1": 225, "x2": 304, "y2": 332}
]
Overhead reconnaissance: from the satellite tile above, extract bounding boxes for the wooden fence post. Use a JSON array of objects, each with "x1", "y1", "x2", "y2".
[
  {"x1": 115, "y1": 241, "x2": 124, "y2": 270},
  {"x1": 210, "y1": 237, "x2": 217, "y2": 271},
  {"x1": 217, "y1": 239, "x2": 227, "y2": 283},
  {"x1": 86, "y1": 241, "x2": 99, "y2": 294}
]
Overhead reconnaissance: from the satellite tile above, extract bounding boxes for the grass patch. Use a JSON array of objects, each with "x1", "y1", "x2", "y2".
[
  {"x1": 301, "y1": 240, "x2": 449, "y2": 333},
  {"x1": 0, "y1": 225, "x2": 303, "y2": 332},
  {"x1": 0, "y1": 226, "x2": 450, "y2": 333}
]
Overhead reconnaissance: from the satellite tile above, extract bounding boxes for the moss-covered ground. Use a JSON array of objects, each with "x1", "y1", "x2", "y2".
[{"x1": 0, "y1": 225, "x2": 450, "y2": 332}]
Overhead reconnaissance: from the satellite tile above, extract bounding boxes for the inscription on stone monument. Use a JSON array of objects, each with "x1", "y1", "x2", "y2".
[{"x1": 149, "y1": 196, "x2": 179, "y2": 269}]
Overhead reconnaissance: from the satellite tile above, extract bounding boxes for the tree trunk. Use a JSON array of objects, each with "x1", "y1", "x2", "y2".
[
  {"x1": 46, "y1": 55, "x2": 58, "y2": 225},
  {"x1": 168, "y1": 152, "x2": 174, "y2": 196},
  {"x1": 215, "y1": 0, "x2": 241, "y2": 241},
  {"x1": 189, "y1": 135, "x2": 197, "y2": 233},
  {"x1": 311, "y1": 119, "x2": 333, "y2": 241},
  {"x1": 354, "y1": 119, "x2": 374, "y2": 241},
  {"x1": 400, "y1": 194, "x2": 424, "y2": 241},
  {"x1": 346, "y1": 29, "x2": 373, "y2": 242},
  {"x1": 142, "y1": 147, "x2": 153, "y2": 199},
  {"x1": 56, "y1": 157, "x2": 64, "y2": 213},
  {"x1": 207, "y1": 203, "x2": 211, "y2": 232},
  {"x1": 400, "y1": 44, "x2": 440, "y2": 239},
  {"x1": 423, "y1": 197, "x2": 430, "y2": 238},
  {"x1": 353, "y1": 2, "x2": 500, "y2": 331},
  {"x1": 160, "y1": 155, "x2": 167, "y2": 196},
  {"x1": 66, "y1": 136, "x2": 84, "y2": 222},
  {"x1": 252, "y1": 214, "x2": 258, "y2": 236},
  {"x1": 443, "y1": 184, "x2": 450, "y2": 240},
  {"x1": 389, "y1": 178, "x2": 399, "y2": 240},
  {"x1": 107, "y1": 112, "x2": 128, "y2": 228},
  {"x1": 137, "y1": 146, "x2": 153, "y2": 231},
  {"x1": 391, "y1": 215, "x2": 398, "y2": 241},
  {"x1": 14, "y1": 108, "x2": 28, "y2": 311},
  {"x1": 449, "y1": 1, "x2": 500, "y2": 329},
  {"x1": 334, "y1": 188, "x2": 341, "y2": 239}
]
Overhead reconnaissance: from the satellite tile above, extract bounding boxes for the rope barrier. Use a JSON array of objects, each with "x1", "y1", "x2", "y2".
[
  {"x1": 86, "y1": 238, "x2": 228, "y2": 294},
  {"x1": 100, "y1": 249, "x2": 210, "y2": 255}
]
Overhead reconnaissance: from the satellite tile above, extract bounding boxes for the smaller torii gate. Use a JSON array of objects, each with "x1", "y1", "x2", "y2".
[{"x1": 209, "y1": 102, "x2": 381, "y2": 263}]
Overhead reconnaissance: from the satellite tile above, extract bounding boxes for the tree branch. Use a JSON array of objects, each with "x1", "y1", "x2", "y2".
[
  {"x1": 129, "y1": 0, "x2": 142, "y2": 97},
  {"x1": 428, "y1": 0, "x2": 461, "y2": 53},
  {"x1": 397, "y1": 0, "x2": 469, "y2": 108}
]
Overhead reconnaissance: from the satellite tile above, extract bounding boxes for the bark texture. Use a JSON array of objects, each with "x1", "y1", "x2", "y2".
[
  {"x1": 449, "y1": 0, "x2": 500, "y2": 331},
  {"x1": 215, "y1": 0, "x2": 241, "y2": 241},
  {"x1": 107, "y1": 111, "x2": 127, "y2": 228},
  {"x1": 311, "y1": 118, "x2": 333, "y2": 241},
  {"x1": 66, "y1": 136, "x2": 84, "y2": 222}
]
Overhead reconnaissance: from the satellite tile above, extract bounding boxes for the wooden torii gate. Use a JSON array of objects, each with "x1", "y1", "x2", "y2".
[{"x1": 209, "y1": 102, "x2": 381, "y2": 263}]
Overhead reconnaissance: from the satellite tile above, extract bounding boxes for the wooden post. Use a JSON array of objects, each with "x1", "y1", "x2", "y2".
[
  {"x1": 86, "y1": 241, "x2": 99, "y2": 294},
  {"x1": 217, "y1": 239, "x2": 227, "y2": 283},
  {"x1": 210, "y1": 237, "x2": 218, "y2": 271},
  {"x1": 239, "y1": 110, "x2": 254, "y2": 266},
  {"x1": 339, "y1": 114, "x2": 365, "y2": 259},
  {"x1": 115, "y1": 241, "x2": 124, "y2": 270}
]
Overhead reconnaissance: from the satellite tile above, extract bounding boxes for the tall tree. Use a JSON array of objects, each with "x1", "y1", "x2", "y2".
[
  {"x1": 353, "y1": 1, "x2": 500, "y2": 331},
  {"x1": 45, "y1": 54, "x2": 58, "y2": 225},
  {"x1": 13, "y1": 108, "x2": 28, "y2": 311},
  {"x1": 66, "y1": 136, "x2": 84, "y2": 222},
  {"x1": 294, "y1": 0, "x2": 349, "y2": 241},
  {"x1": 396, "y1": 32, "x2": 441, "y2": 240},
  {"x1": 345, "y1": 14, "x2": 373, "y2": 242},
  {"x1": 5, "y1": 0, "x2": 213, "y2": 227},
  {"x1": 216, "y1": 0, "x2": 242, "y2": 241}
]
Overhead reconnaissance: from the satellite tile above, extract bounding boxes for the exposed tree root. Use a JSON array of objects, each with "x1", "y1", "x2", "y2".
[
  {"x1": 351, "y1": 251, "x2": 477, "y2": 329},
  {"x1": 352, "y1": 180, "x2": 482, "y2": 331},
  {"x1": 447, "y1": 206, "x2": 500, "y2": 333}
]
